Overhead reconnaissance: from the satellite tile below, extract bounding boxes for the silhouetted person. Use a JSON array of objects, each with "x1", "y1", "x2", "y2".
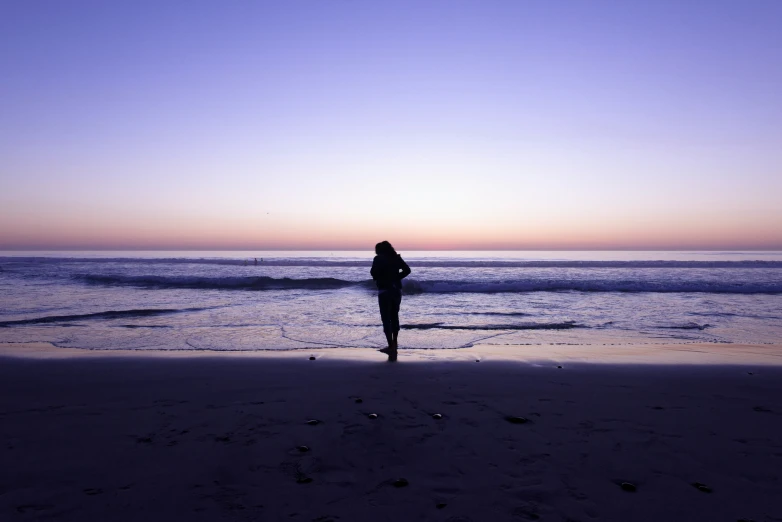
[{"x1": 370, "y1": 241, "x2": 411, "y2": 357}]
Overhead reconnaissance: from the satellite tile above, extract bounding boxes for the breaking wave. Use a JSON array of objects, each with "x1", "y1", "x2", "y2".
[
  {"x1": 82, "y1": 274, "x2": 361, "y2": 290},
  {"x1": 0, "y1": 308, "x2": 201, "y2": 327},
  {"x1": 77, "y1": 274, "x2": 782, "y2": 294},
  {"x1": 401, "y1": 279, "x2": 782, "y2": 294}
]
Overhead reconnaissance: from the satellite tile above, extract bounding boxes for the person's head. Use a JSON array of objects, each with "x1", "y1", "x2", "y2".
[{"x1": 375, "y1": 241, "x2": 397, "y2": 257}]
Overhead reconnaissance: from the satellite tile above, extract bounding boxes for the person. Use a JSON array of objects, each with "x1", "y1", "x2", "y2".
[{"x1": 370, "y1": 241, "x2": 411, "y2": 355}]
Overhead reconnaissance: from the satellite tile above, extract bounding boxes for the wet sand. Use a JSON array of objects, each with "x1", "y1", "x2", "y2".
[{"x1": 1, "y1": 342, "x2": 781, "y2": 521}]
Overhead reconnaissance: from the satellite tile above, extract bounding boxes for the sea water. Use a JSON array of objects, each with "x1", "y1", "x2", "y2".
[{"x1": 1, "y1": 251, "x2": 781, "y2": 351}]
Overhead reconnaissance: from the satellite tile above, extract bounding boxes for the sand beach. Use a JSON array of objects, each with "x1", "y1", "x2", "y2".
[{"x1": 1, "y1": 342, "x2": 781, "y2": 521}]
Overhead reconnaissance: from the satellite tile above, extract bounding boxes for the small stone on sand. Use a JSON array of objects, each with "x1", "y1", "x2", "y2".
[
  {"x1": 393, "y1": 478, "x2": 409, "y2": 487},
  {"x1": 306, "y1": 419, "x2": 320, "y2": 425},
  {"x1": 368, "y1": 413, "x2": 378, "y2": 419},
  {"x1": 309, "y1": 356, "x2": 315, "y2": 360},
  {"x1": 505, "y1": 415, "x2": 529, "y2": 424},
  {"x1": 557, "y1": 365, "x2": 563, "y2": 369},
  {"x1": 692, "y1": 482, "x2": 712, "y2": 493},
  {"x1": 620, "y1": 482, "x2": 637, "y2": 492},
  {"x1": 432, "y1": 413, "x2": 443, "y2": 419},
  {"x1": 296, "y1": 477, "x2": 313, "y2": 484},
  {"x1": 355, "y1": 398, "x2": 363, "y2": 403},
  {"x1": 297, "y1": 445, "x2": 309, "y2": 452},
  {"x1": 436, "y1": 503, "x2": 447, "y2": 509}
]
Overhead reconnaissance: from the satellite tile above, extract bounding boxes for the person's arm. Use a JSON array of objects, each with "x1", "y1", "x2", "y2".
[
  {"x1": 370, "y1": 256, "x2": 379, "y2": 280},
  {"x1": 397, "y1": 255, "x2": 411, "y2": 280}
]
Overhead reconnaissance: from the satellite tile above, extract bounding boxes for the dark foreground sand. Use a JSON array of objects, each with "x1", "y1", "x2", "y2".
[{"x1": 1, "y1": 343, "x2": 781, "y2": 521}]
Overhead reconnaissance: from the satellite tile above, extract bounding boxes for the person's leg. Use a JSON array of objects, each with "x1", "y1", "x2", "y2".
[
  {"x1": 378, "y1": 292, "x2": 394, "y2": 348},
  {"x1": 391, "y1": 290, "x2": 402, "y2": 348}
]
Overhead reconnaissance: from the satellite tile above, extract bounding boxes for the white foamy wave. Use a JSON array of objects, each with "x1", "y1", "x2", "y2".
[
  {"x1": 76, "y1": 273, "x2": 782, "y2": 294},
  {"x1": 401, "y1": 279, "x2": 782, "y2": 294},
  {"x1": 82, "y1": 274, "x2": 361, "y2": 290}
]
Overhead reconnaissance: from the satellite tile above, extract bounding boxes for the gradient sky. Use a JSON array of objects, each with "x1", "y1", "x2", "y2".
[{"x1": 1, "y1": 0, "x2": 781, "y2": 250}]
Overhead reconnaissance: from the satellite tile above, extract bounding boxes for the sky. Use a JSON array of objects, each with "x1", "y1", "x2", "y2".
[{"x1": 1, "y1": 0, "x2": 781, "y2": 250}]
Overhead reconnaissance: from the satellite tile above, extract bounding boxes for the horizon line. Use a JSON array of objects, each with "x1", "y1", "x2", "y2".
[{"x1": 2, "y1": 247, "x2": 782, "y2": 253}]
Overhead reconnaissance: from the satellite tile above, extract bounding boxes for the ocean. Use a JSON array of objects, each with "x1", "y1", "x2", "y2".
[{"x1": 1, "y1": 251, "x2": 781, "y2": 352}]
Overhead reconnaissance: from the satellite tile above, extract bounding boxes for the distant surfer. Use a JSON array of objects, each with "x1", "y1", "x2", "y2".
[
  {"x1": 370, "y1": 241, "x2": 411, "y2": 358},
  {"x1": 254, "y1": 258, "x2": 258, "y2": 266}
]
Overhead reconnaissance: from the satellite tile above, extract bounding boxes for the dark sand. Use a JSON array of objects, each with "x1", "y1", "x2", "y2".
[{"x1": 1, "y1": 344, "x2": 781, "y2": 521}]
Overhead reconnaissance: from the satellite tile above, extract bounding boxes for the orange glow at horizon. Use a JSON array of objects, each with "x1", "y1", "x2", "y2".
[{"x1": 2, "y1": 205, "x2": 781, "y2": 251}]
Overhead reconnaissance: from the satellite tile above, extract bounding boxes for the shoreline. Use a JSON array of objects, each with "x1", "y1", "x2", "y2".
[{"x1": 2, "y1": 341, "x2": 781, "y2": 366}]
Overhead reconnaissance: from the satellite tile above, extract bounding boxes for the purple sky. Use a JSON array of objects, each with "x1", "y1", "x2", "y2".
[{"x1": 1, "y1": 0, "x2": 781, "y2": 250}]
